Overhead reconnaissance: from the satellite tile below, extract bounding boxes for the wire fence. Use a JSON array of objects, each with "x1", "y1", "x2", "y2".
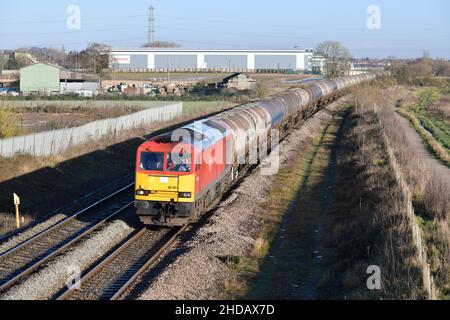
[{"x1": 0, "y1": 102, "x2": 183, "y2": 157}]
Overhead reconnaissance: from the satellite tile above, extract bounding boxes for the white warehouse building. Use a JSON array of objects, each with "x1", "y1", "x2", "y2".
[{"x1": 109, "y1": 49, "x2": 313, "y2": 72}]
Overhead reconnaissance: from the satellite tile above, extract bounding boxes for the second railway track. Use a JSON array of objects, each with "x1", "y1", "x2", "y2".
[
  {"x1": 56, "y1": 226, "x2": 185, "y2": 300},
  {"x1": 0, "y1": 183, "x2": 135, "y2": 293}
]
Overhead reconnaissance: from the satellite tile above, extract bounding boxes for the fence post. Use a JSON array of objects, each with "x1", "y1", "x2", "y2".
[
  {"x1": 50, "y1": 129, "x2": 56, "y2": 155},
  {"x1": 33, "y1": 133, "x2": 36, "y2": 156},
  {"x1": 41, "y1": 131, "x2": 45, "y2": 156}
]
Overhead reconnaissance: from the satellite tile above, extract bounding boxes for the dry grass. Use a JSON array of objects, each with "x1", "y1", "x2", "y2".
[
  {"x1": 323, "y1": 98, "x2": 425, "y2": 299},
  {"x1": 6, "y1": 102, "x2": 143, "y2": 134},
  {"x1": 2, "y1": 100, "x2": 231, "y2": 135},
  {"x1": 429, "y1": 95, "x2": 450, "y2": 118},
  {"x1": 0, "y1": 212, "x2": 34, "y2": 235},
  {"x1": 375, "y1": 86, "x2": 450, "y2": 298}
]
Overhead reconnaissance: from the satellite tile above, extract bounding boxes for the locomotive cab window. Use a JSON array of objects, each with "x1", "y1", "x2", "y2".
[
  {"x1": 166, "y1": 152, "x2": 191, "y2": 172},
  {"x1": 139, "y1": 152, "x2": 164, "y2": 171}
]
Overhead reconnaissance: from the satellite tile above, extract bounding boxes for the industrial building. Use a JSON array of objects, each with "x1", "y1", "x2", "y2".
[
  {"x1": 110, "y1": 49, "x2": 313, "y2": 72},
  {"x1": 20, "y1": 63, "x2": 100, "y2": 95},
  {"x1": 311, "y1": 55, "x2": 327, "y2": 75}
]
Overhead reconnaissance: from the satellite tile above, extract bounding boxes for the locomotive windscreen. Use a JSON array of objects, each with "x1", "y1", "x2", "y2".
[{"x1": 139, "y1": 152, "x2": 164, "y2": 171}]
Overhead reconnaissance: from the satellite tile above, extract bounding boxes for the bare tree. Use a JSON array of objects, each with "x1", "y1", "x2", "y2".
[
  {"x1": 434, "y1": 59, "x2": 450, "y2": 77},
  {"x1": 85, "y1": 43, "x2": 111, "y2": 74},
  {"x1": 315, "y1": 41, "x2": 352, "y2": 77}
]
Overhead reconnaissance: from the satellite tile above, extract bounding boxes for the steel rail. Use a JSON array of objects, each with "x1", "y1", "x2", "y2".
[
  {"x1": 56, "y1": 225, "x2": 186, "y2": 300},
  {"x1": 0, "y1": 182, "x2": 135, "y2": 260},
  {"x1": 0, "y1": 183, "x2": 135, "y2": 293}
]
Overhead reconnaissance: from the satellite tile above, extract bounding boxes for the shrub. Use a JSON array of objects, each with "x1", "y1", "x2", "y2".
[{"x1": 0, "y1": 103, "x2": 22, "y2": 138}]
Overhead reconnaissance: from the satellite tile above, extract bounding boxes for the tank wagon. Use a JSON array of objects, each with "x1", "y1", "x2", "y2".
[{"x1": 134, "y1": 73, "x2": 384, "y2": 226}]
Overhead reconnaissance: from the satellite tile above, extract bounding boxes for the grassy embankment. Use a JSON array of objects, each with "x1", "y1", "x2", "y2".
[
  {"x1": 397, "y1": 88, "x2": 450, "y2": 166},
  {"x1": 378, "y1": 87, "x2": 450, "y2": 299},
  {"x1": 322, "y1": 87, "x2": 425, "y2": 299}
]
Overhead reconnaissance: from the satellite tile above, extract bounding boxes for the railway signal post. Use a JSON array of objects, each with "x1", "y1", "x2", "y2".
[{"x1": 13, "y1": 193, "x2": 20, "y2": 229}]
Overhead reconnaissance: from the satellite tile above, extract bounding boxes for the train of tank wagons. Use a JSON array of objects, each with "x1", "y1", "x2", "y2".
[{"x1": 134, "y1": 72, "x2": 387, "y2": 227}]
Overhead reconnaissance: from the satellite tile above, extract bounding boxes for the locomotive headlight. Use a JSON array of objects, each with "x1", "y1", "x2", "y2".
[
  {"x1": 136, "y1": 190, "x2": 149, "y2": 196},
  {"x1": 178, "y1": 192, "x2": 192, "y2": 198}
]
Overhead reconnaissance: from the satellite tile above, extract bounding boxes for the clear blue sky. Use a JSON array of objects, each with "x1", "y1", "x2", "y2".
[{"x1": 1, "y1": 0, "x2": 449, "y2": 58}]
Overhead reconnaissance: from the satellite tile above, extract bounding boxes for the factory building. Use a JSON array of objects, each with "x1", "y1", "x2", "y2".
[
  {"x1": 20, "y1": 63, "x2": 100, "y2": 95},
  {"x1": 110, "y1": 49, "x2": 313, "y2": 72}
]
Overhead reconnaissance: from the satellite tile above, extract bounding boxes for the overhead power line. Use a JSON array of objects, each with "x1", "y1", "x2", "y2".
[
  {"x1": 0, "y1": 14, "x2": 148, "y2": 25},
  {"x1": 12, "y1": 35, "x2": 450, "y2": 53},
  {"x1": 155, "y1": 13, "x2": 449, "y2": 31},
  {"x1": 1, "y1": 24, "x2": 449, "y2": 43},
  {"x1": 0, "y1": 10, "x2": 446, "y2": 32}
]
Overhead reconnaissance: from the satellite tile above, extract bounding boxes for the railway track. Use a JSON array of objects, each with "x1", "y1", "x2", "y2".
[
  {"x1": 0, "y1": 107, "x2": 243, "y2": 298},
  {"x1": 56, "y1": 226, "x2": 185, "y2": 300},
  {"x1": 0, "y1": 183, "x2": 135, "y2": 293}
]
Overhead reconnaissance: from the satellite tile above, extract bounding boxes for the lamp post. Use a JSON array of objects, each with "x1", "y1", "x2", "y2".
[{"x1": 0, "y1": 49, "x2": 3, "y2": 73}]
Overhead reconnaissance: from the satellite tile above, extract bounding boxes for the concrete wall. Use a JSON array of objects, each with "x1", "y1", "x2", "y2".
[
  {"x1": 0, "y1": 102, "x2": 183, "y2": 157},
  {"x1": 254, "y1": 55, "x2": 297, "y2": 69},
  {"x1": 60, "y1": 82, "x2": 99, "y2": 93},
  {"x1": 155, "y1": 55, "x2": 197, "y2": 69},
  {"x1": 204, "y1": 55, "x2": 247, "y2": 69},
  {"x1": 128, "y1": 54, "x2": 149, "y2": 69}
]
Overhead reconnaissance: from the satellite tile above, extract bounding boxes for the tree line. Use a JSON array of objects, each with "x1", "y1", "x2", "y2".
[
  {"x1": 1, "y1": 40, "x2": 183, "y2": 74},
  {"x1": 1, "y1": 43, "x2": 111, "y2": 74}
]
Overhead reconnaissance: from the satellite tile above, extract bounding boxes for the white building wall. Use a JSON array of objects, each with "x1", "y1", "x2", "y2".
[
  {"x1": 296, "y1": 54, "x2": 305, "y2": 70},
  {"x1": 110, "y1": 50, "x2": 310, "y2": 71},
  {"x1": 147, "y1": 53, "x2": 155, "y2": 69},
  {"x1": 197, "y1": 53, "x2": 207, "y2": 69},
  {"x1": 247, "y1": 53, "x2": 255, "y2": 70}
]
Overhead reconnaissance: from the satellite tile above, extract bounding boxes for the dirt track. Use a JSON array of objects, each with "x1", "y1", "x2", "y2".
[{"x1": 395, "y1": 113, "x2": 450, "y2": 185}]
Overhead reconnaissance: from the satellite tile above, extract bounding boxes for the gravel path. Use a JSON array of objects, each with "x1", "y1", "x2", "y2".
[
  {"x1": 0, "y1": 220, "x2": 133, "y2": 300},
  {"x1": 137, "y1": 100, "x2": 344, "y2": 300},
  {"x1": 395, "y1": 113, "x2": 450, "y2": 185},
  {"x1": 0, "y1": 214, "x2": 67, "y2": 255}
]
